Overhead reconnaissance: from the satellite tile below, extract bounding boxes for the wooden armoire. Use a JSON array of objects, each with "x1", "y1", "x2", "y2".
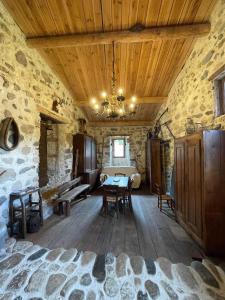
[
  {"x1": 146, "y1": 138, "x2": 165, "y2": 194},
  {"x1": 73, "y1": 133, "x2": 99, "y2": 189},
  {"x1": 175, "y1": 130, "x2": 225, "y2": 256}
]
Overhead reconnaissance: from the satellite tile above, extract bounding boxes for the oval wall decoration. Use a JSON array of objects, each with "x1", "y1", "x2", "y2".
[{"x1": 0, "y1": 117, "x2": 20, "y2": 151}]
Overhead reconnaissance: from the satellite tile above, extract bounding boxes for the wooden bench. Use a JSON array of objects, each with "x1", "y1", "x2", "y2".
[{"x1": 56, "y1": 177, "x2": 90, "y2": 216}]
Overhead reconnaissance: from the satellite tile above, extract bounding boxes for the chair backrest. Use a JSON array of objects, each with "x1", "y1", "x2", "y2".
[
  {"x1": 128, "y1": 177, "x2": 133, "y2": 191},
  {"x1": 115, "y1": 173, "x2": 126, "y2": 177},
  {"x1": 103, "y1": 184, "x2": 119, "y2": 197},
  {"x1": 153, "y1": 183, "x2": 162, "y2": 196},
  {"x1": 100, "y1": 174, "x2": 108, "y2": 184}
]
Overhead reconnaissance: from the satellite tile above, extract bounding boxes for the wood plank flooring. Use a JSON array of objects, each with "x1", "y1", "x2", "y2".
[{"x1": 27, "y1": 194, "x2": 202, "y2": 265}]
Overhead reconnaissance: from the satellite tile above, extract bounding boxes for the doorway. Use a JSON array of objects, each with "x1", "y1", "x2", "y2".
[{"x1": 39, "y1": 116, "x2": 59, "y2": 187}]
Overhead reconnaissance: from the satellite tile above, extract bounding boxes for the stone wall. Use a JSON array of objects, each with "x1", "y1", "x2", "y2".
[
  {"x1": 88, "y1": 126, "x2": 152, "y2": 180},
  {"x1": 0, "y1": 2, "x2": 86, "y2": 231},
  {"x1": 154, "y1": 0, "x2": 225, "y2": 190}
]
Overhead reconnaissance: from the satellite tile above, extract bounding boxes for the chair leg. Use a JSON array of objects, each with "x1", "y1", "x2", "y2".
[
  {"x1": 128, "y1": 195, "x2": 132, "y2": 212},
  {"x1": 105, "y1": 201, "x2": 108, "y2": 216},
  {"x1": 123, "y1": 197, "x2": 125, "y2": 215},
  {"x1": 116, "y1": 201, "x2": 119, "y2": 219},
  {"x1": 21, "y1": 199, "x2": 27, "y2": 239},
  {"x1": 9, "y1": 198, "x2": 14, "y2": 237}
]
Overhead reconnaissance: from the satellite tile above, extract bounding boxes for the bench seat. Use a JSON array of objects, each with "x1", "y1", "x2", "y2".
[
  {"x1": 58, "y1": 184, "x2": 90, "y2": 202},
  {"x1": 57, "y1": 183, "x2": 90, "y2": 216}
]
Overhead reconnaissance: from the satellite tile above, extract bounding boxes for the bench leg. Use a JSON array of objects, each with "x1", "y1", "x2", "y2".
[
  {"x1": 65, "y1": 202, "x2": 71, "y2": 217},
  {"x1": 58, "y1": 202, "x2": 64, "y2": 215}
]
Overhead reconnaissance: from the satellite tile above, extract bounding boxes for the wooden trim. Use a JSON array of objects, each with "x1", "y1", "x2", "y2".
[
  {"x1": 27, "y1": 23, "x2": 210, "y2": 49},
  {"x1": 88, "y1": 120, "x2": 152, "y2": 127},
  {"x1": 77, "y1": 96, "x2": 167, "y2": 107},
  {"x1": 209, "y1": 63, "x2": 225, "y2": 81},
  {"x1": 37, "y1": 104, "x2": 70, "y2": 124}
]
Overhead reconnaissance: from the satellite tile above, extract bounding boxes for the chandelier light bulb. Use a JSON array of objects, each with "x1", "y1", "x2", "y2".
[
  {"x1": 119, "y1": 108, "x2": 123, "y2": 114},
  {"x1": 118, "y1": 88, "x2": 123, "y2": 95},
  {"x1": 101, "y1": 91, "x2": 107, "y2": 98},
  {"x1": 130, "y1": 103, "x2": 135, "y2": 109},
  {"x1": 91, "y1": 97, "x2": 96, "y2": 104},
  {"x1": 94, "y1": 104, "x2": 99, "y2": 110},
  {"x1": 131, "y1": 96, "x2": 136, "y2": 102}
]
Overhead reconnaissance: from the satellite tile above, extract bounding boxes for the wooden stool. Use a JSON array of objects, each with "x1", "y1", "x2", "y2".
[{"x1": 9, "y1": 187, "x2": 43, "y2": 238}]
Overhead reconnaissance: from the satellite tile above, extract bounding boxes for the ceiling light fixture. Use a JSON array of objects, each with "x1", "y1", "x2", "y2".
[{"x1": 90, "y1": 41, "x2": 137, "y2": 119}]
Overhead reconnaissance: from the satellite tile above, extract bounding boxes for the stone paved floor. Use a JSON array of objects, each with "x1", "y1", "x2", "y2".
[{"x1": 0, "y1": 239, "x2": 225, "y2": 300}]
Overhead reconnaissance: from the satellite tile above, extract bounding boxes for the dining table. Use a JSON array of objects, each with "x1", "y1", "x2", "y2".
[
  {"x1": 102, "y1": 176, "x2": 129, "y2": 189},
  {"x1": 101, "y1": 176, "x2": 132, "y2": 215}
]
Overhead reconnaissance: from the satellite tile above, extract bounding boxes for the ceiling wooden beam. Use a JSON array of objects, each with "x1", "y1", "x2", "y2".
[
  {"x1": 26, "y1": 23, "x2": 210, "y2": 49},
  {"x1": 77, "y1": 96, "x2": 167, "y2": 107},
  {"x1": 88, "y1": 120, "x2": 152, "y2": 127}
]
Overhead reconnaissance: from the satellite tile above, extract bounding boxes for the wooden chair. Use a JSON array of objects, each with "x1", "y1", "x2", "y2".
[
  {"x1": 115, "y1": 172, "x2": 126, "y2": 177},
  {"x1": 102, "y1": 185, "x2": 122, "y2": 218},
  {"x1": 100, "y1": 174, "x2": 108, "y2": 184},
  {"x1": 154, "y1": 183, "x2": 174, "y2": 212},
  {"x1": 122, "y1": 177, "x2": 133, "y2": 212}
]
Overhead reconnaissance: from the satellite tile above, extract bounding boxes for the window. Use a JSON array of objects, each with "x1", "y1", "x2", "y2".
[
  {"x1": 113, "y1": 138, "x2": 125, "y2": 158},
  {"x1": 218, "y1": 76, "x2": 225, "y2": 115},
  {"x1": 210, "y1": 64, "x2": 225, "y2": 116}
]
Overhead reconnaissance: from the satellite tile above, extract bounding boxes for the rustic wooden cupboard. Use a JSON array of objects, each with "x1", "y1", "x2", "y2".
[
  {"x1": 175, "y1": 130, "x2": 225, "y2": 256},
  {"x1": 146, "y1": 138, "x2": 165, "y2": 194},
  {"x1": 73, "y1": 133, "x2": 99, "y2": 189}
]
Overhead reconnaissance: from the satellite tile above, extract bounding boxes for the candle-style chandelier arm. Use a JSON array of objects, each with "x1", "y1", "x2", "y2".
[{"x1": 90, "y1": 41, "x2": 137, "y2": 119}]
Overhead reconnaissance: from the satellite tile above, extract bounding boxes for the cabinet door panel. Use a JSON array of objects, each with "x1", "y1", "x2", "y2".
[
  {"x1": 175, "y1": 141, "x2": 186, "y2": 220},
  {"x1": 91, "y1": 139, "x2": 96, "y2": 170},
  {"x1": 85, "y1": 136, "x2": 92, "y2": 171},
  {"x1": 186, "y1": 137, "x2": 202, "y2": 238}
]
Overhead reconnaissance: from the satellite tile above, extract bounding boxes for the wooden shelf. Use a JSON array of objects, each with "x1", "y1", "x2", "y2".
[{"x1": 37, "y1": 104, "x2": 70, "y2": 124}]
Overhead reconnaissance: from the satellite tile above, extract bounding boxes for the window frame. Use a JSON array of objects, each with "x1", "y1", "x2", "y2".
[
  {"x1": 112, "y1": 138, "x2": 125, "y2": 158},
  {"x1": 210, "y1": 64, "x2": 225, "y2": 117}
]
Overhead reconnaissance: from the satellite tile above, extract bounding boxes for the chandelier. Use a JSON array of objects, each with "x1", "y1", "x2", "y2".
[{"x1": 90, "y1": 41, "x2": 137, "y2": 119}]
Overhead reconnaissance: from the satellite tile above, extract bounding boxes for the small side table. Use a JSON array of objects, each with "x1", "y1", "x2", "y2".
[{"x1": 9, "y1": 187, "x2": 43, "y2": 238}]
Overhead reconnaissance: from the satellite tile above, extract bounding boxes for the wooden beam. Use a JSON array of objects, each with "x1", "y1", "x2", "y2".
[
  {"x1": 37, "y1": 104, "x2": 70, "y2": 124},
  {"x1": 88, "y1": 120, "x2": 152, "y2": 127},
  {"x1": 77, "y1": 96, "x2": 167, "y2": 107},
  {"x1": 27, "y1": 23, "x2": 210, "y2": 49}
]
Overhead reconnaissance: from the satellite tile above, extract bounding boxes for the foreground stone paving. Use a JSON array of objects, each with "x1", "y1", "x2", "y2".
[{"x1": 0, "y1": 239, "x2": 225, "y2": 300}]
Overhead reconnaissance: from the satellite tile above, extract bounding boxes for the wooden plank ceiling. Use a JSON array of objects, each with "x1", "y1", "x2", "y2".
[{"x1": 2, "y1": 0, "x2": 217, "y2": 125}]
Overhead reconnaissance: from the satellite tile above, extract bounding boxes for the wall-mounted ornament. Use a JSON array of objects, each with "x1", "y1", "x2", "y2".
[
  {"x1": 52, "y1": 99, "x2": 59, "y2": 113},
  {"x1": 0, "y1": 117, "x2": 20, "y2": 151},
  {"x1": 78, "y1": 118, "x2": 87, "y2": 134},
  {"x1": 185, "y1": 118, "x2": 196, "y2": 134}
]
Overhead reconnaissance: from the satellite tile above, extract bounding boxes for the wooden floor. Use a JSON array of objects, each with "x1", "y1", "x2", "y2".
[{"x1": 27, "y1": 193, "x2": 203, "y2": 265}]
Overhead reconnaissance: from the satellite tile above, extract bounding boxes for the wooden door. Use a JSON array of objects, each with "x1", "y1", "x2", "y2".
[
  {"x1": 185, "y1": 135, "x2": 202, "y2": 239},
  {"x1": 146, "y1": 139, "x2": 151, "y2": 192},
  {"x1": 39, "y1": 122, "x2": 48, "y2": 187},
  {"x1": 73, "y1": 134, "x2": 85, "y2": 174},
  {"x1": 85, "y1": 136, "x2": 92, "y2": 171},
  {"x1": 174, "y1": 140, "x2": 186, "y2": 221},
  {"x1": 150, "y1": 139, "x2": 162, "y2": 193}
]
